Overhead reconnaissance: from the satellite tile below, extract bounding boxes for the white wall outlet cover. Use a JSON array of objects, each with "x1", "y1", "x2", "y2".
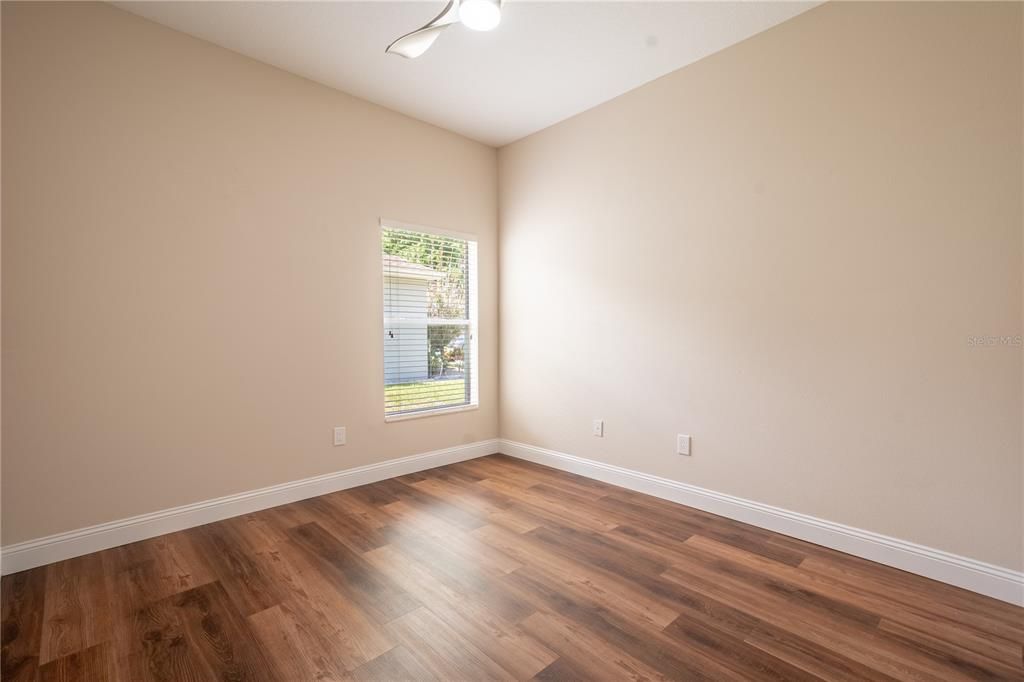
[
  {"x1": 677, "y1": 434, "x2": 691, "y2": 455},
  {"x1": 592, "y1": 419, "x2": 604, "y2": 437},
  {"x1": 333, "y1": 426, "x2": 347, "y2": 446}
]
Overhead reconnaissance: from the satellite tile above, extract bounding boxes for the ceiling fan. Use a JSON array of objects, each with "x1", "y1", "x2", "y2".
[{"x1": 386, "y1": 0, "x2": 502, "y2": 59}]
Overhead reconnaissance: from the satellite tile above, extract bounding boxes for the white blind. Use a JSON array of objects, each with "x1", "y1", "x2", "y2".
[{"x1": 382, "y1": 225, "x2": 478, "y2": 417}]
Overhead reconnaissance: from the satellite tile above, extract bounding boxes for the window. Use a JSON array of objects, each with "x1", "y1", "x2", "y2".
[{"x1": 381, "y1": 222, "x2": 478, "y2": 419}]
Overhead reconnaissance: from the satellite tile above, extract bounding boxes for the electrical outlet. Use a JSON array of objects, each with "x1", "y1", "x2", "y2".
[
  {"x1": 677, "y1": 434, "x2": 691, "y2": 456},
  {"x1": 593, "y1": 419, "x2": 604, "y2": 437},
  {"x1": 333, "y1": 427, "x2": 347, "y2": 446}
]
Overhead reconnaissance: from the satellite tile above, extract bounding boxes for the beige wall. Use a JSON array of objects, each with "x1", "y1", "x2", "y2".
[
  {"x1": 1, "y1": 2, "x2": 498, "y2": 545},
  {"x1": 3, "y1": 0, "x2": 1021, "y2": 574},
  {"x1": 499, "y1": 2, "x2": 1023, "y2": 570}
]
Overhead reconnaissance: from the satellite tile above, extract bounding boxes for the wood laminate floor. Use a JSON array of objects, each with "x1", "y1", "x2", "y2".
[{"x1": 2, "y1": 454, "x2": 1022, "y2": 681}]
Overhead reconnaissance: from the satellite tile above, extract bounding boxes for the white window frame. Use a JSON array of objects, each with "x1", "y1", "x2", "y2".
[{"x1": 380, "y1": 218, "x2": 479, "y2": 422}]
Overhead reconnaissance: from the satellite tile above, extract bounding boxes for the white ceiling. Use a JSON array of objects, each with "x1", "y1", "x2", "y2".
[{"x1": 115, "y1": 1, "x2": 820, "y2": 147}]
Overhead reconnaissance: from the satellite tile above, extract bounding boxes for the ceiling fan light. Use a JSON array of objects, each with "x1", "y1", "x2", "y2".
[{"x1": 459, "y1": 0, "x2": 501, "y2": 31}]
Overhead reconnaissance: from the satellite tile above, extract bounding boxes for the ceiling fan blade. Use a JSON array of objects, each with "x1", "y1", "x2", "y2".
[
  {"x1": 386, "y1": 0, "x2": 460, "y2": 58},
  {"x1": 386, "y1": 23, "x2": 451, "y2": 59}
]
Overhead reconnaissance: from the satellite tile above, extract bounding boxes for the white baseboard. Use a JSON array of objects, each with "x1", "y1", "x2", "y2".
[
  {"x1": 500, "y1": 439, "x2": 1024, "y2": 607},
  {"x1": 0, "y1": 439, "x2": 500, "y2": 576},
  {"x1": 4, "y1": 435, "x2": 1020, "y2": 608}
]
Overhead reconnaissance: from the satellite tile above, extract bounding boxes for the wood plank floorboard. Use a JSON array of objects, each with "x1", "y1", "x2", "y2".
[{"x1": 3, "y1": 453, "x2": 1022, "y2": 681}]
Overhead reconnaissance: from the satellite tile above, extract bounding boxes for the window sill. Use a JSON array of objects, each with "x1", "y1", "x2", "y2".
[{"x1": 384, "y1": 404, "x2": 479, "y2": 423}]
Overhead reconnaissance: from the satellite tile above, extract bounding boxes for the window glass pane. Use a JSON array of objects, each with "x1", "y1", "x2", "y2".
[
  {"x1": 384, "y1": 325, "x2": 469, "y2": 414},
  {"x1": 381, "y1": 229, "x2": 468, "y2": 320}
]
